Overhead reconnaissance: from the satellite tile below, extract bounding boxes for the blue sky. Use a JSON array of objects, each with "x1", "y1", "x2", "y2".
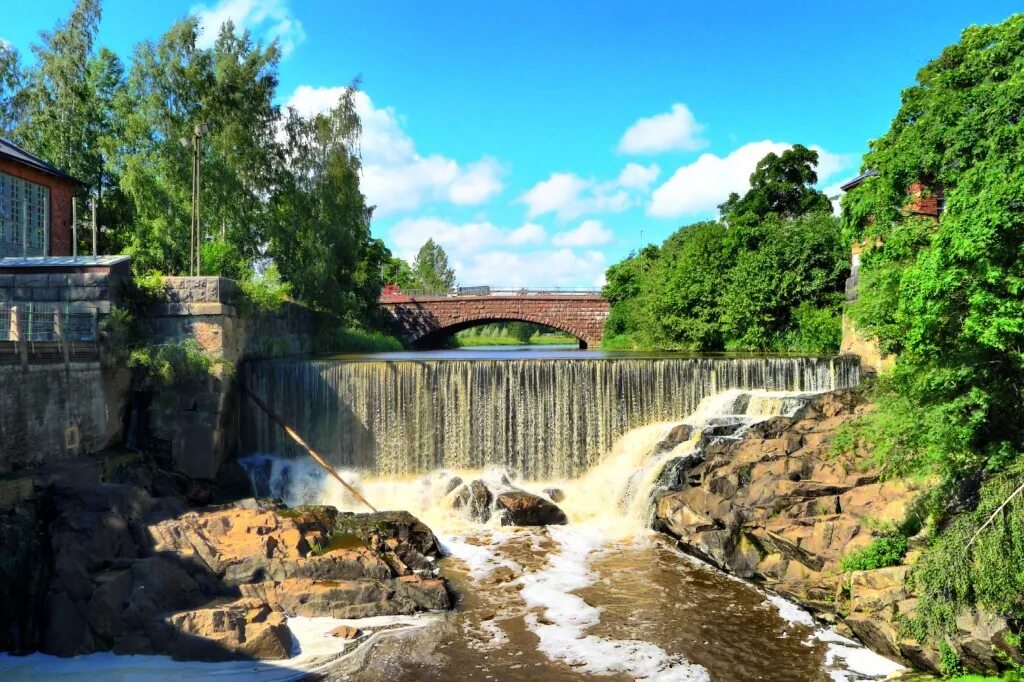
[{"x1": 4, "y1": 1, "x2": 1021, "y2": 287}]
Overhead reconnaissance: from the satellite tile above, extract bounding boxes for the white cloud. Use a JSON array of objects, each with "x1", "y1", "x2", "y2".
[
  {"x1": 455, "y1": 248, "x2": 607, "y2": 289},
  {"x1": 518, "y1": 163, "x2": 660, "y2": 221},
  {"x1": 388, "y1": 218, "x2": 606, "y2": 288},
  {"x1": 618, "y1": 104, "x2": 707, "y2": 155},
  {"x1": 285, "y1": 86, "x2": 504, "y2": 215},
  {"x1": 507, "y1": 223, "x2": 548, "y2": 246},
  {"x1": 617, "y1": 162, "x2": 661, "y2": 190},
  {"x1": 192, "y1": 0, "x2": 306, "y2": 56},
  {"x1": 648, "y1": 141, "x2": 851, "y2": 218},
  {"x1": 389, "y1": 218, "x2": 546, "y2": 261},
  {"x1": 0, "y1": 38, "x2": 10, "y2": 50},
  {"x1": 552, "y1": 220, "x2": 613, "y2": 247}
]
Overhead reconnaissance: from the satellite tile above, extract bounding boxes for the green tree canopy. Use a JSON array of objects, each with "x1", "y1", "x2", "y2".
[
  {"x1": 843, "y1": 13, "x2": 1024, "y2": 479},
  {"x1": 718, "y1": 144, "x2": 832, "y2": 224},
  {"x1": 412, "y1": 238, "x2": 456, "y2": 291},
  {"x1": 383, "y1": 256, "x2": 415, "y2": 289},
  {"x1": 603, "y1": 146, "x2": 845, "y2": 352}
]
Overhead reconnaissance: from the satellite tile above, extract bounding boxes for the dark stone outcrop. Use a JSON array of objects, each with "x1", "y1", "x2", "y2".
[
  {"x1": 495, "y1": 490, "x2": 568, "y2": 526},
  {"x1": 653, "y1": 389, "x2": 1022, "y2": 676},
  {"x1": 0, "y1": 477, "x2": 451, "y2": 662}
]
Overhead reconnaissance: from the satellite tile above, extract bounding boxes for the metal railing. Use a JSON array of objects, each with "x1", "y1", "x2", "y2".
[
  {"x1": 383, "y1": 286, "x2": 603, "y2": 300},
  {"x1": 1, "y1": 303, "x2": 99, "y2": 365}
]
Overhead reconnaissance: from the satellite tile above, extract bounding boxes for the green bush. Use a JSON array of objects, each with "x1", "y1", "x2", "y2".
[
  {"x1": 127, "y1": 339, "x2": 231, "y2": 389},
  {"x1": 839, "y1": 533, "x2": 908, "y2": 572},
  {"x1": 239, "y1": 264, "x2": 292, "y2": 314},
  {"x1": 773, "y1": 300, "x2": 843, "y2": 354}
]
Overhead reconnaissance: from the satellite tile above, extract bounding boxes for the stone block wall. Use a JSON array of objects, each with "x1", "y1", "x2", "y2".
[
  {"x1": 143, "y1": 277, "x2": 313, "y2": 479},
  {"x1": 0, "y1": 270, "x2": 124, "y2": 312},
  {"x1": 0, "y1": 363, "x2": 130, "y2": 473}
]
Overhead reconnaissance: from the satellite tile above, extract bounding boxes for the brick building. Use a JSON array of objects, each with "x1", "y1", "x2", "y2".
[{"x1": 0, "y1": 138, "x2": 80, "y2": 258}]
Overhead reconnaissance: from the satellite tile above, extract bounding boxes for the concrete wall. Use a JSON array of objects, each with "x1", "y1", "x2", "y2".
[{"x1": 0, "y1": 363, "x2": 129, "y2": 474}]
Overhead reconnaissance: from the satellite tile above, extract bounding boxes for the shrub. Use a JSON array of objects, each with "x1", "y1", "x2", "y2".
[
  {"x1": 238, "y1": 264, "x2": 292, "y2": 314},
  {"x1": 127, "y1": 339, "x2": 231, "y2": 389},
  {"x1": 839, "y1": 533, "x2": 908, "y2": 572}
]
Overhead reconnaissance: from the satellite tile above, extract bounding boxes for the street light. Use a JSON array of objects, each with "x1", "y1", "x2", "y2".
[{"x1": 181, "y1": 123, "x2": 211, "y2": 276}]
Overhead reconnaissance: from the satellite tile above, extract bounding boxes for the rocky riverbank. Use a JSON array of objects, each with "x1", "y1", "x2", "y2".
[
  {"x1": 0, "y1": 462, "x2": 450, "y2": 662},
  {"x1": 652, "y1": 389, "x2": 1022, "y2": 676}
]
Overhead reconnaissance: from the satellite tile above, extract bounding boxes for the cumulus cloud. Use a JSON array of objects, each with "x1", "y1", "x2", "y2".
[
  {"x1": 552, "y1": 220, "x2": 614, "y2": 247},
  {"x1": 648, "y1": 141, "x2": 851, "y2": 218},
  {"x1": 616, "y1": 162, "x2": 661, "y2": 190},
  {"x1": 389, "y1": 218, "x2": 546, "y2": 261},
  {"x1": 518, "y1": 163, "x2": 660, "y2": 221},
  {"x1": 618, "y1": 104, "x2": 707, "y2": 155},
  {"x1": 455, "y1": 248, "x2": 607, "y2": 289},
  {"x1": 192, "y1": 0, "x2": 306, "y2": 56},
  {"x1": 388, "y1": 217, "x2": 605, "y2": 288},
  {"x1": 285, "y1": 85, "x2": 504, "y2": 215}
]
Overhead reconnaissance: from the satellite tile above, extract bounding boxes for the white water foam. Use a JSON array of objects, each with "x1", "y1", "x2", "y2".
[
  {"x1": 518, "y1": 524, "x2": 710, "y2": 681},
  {"x1": 761, "y1": 593, "x2": 906, "y2": 680},
  {"x1": 0, "y1": 613, "x2": 440, "y2": 681}
]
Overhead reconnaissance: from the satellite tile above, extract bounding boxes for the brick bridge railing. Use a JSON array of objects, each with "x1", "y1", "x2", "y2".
[{"x1": 378, "y1": 288, "x2": 610, "y2": 349}]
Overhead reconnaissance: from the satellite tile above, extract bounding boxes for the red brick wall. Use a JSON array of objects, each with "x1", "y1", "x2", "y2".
[
  {"x1": 380, "y1": 295, "x2": 611, "y2": 349},
  {"x1": 906, "y1": 181, "x2": 941, "y2": 218},
  {"x1": 0, "y1": 158, "x2": 76, "y2": 257}
]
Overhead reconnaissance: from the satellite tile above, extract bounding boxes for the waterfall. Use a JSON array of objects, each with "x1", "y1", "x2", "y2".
[{"x1": 240, "y1": 356, "x2": 858, "y2": 479}]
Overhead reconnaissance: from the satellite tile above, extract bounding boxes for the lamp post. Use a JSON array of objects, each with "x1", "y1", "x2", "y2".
[{"x1": 181, "y1": 123, "x2": 210, "y2": 276}]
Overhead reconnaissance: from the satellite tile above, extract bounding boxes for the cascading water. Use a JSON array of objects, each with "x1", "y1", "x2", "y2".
[
  {"x1": 241, "y1": 385, "x2": 904, "y2": 681},
  {"x1": 242, "y1": 389, "x2": 821, "y2": 536},
  {"x1": 240, "y1": 356, "x2": 858, "y2": 479}
]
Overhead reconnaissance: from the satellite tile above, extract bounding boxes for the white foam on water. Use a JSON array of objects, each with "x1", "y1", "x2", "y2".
[
  {"x1": 436, "y1": 531, "x2": 520, "y2": 580},
  {"x1": 518, "y1": 524, "x2": 710, "y2": 681},
  {"x1": 764, "y1": 593, "x2": 817, "y2": 628},
  {"x1": 0, "y1": 614, "x2": 440, "y2": 682}
]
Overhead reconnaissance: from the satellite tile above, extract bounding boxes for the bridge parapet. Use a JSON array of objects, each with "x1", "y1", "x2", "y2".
[{"x1": 378, "y1": 287, "x2": 609, "y2": 349}]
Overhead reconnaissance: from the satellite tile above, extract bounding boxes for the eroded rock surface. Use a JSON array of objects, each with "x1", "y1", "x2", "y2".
[
  {"x1": 653, "y1": 389, "x2": 1021, "y2": 675},
  {"x1": 0, "y1": 481, "x2": 449, "y2": 662}
]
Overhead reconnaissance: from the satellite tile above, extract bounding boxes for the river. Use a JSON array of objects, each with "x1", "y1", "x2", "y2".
[
  {"x1": 237, "y1": 347, "x2": 900, "y2": 680},
  {"x1": 0, "y1": 347, "x2": 903, "y2": 681}
]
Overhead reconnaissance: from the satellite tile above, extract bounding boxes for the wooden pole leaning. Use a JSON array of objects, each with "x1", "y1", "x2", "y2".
[{"x1": 240, "y1": 384, "x2": 378, "y2": 513}]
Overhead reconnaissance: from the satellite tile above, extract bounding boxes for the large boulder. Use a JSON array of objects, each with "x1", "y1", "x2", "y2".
[
  {"x1": 167, "y1": 599, "x2": 292, "y2": 661},
  {"x1": 11, "y1": 480, "x2": 451, "y2": 663},
  {"x1": 495, "y1": 490, "x2": 567, "y2": 526}
]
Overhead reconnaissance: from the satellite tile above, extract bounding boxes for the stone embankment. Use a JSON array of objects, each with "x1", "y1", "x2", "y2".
[
  {"x1": 653, "y1": 390, "x2": 1022, "y2": 676},
  {"x1": 0, "y1": 466, "x2": 449, "y2": 662}
]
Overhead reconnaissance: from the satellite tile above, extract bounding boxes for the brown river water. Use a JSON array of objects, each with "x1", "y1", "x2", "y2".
[{"x1": 0, "y1": 353, "x2": 903, "y2": 681}]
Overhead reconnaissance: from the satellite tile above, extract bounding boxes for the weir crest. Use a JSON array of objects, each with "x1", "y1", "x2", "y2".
[{"x1": 240, "y1": 356, "x2": 859, "y2": 479}]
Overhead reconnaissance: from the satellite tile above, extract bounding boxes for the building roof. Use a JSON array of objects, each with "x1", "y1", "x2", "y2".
[
  {"x1": 0, "y1": 138, "x2": 82, "y2": 185},
  {"x1": 840, "y1": 169, "x2": 880, "y2": 192}
]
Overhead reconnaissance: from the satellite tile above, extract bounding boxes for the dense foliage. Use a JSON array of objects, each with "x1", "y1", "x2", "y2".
[
  {"x1": 3, "y1": 1, "x2": 392, "y2": 326},
  {"x1": 411, "y1": 238, "x2": 457, "y2": 291},
  {"x1": 840, "y1": 14, "x2": 1024, "y2": 647},
  {"x1": 603, "y1": 149, "x2": 847, "y2": 352}
]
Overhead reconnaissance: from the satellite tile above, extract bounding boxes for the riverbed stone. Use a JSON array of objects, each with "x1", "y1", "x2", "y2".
[{"x1": 495, "y1": 490, "x2": 567, "y2": 526}]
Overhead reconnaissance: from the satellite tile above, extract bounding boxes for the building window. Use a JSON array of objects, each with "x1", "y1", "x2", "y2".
[{"x1": 0, "y1": 171, "x2": 50, "y2": 257}]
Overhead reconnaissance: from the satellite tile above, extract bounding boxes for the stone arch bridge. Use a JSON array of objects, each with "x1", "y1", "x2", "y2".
[{"x1": 378, "y1": 288, "x2": 610, "y2": 349}]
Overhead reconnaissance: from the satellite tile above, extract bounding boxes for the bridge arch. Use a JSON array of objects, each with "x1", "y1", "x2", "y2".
[
  {"x1": 414, "y1": 313, "x2": 590, "y2": 349},
  {"x1": 378, "y1": 291, "x2": 609, "y2": 350}
]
